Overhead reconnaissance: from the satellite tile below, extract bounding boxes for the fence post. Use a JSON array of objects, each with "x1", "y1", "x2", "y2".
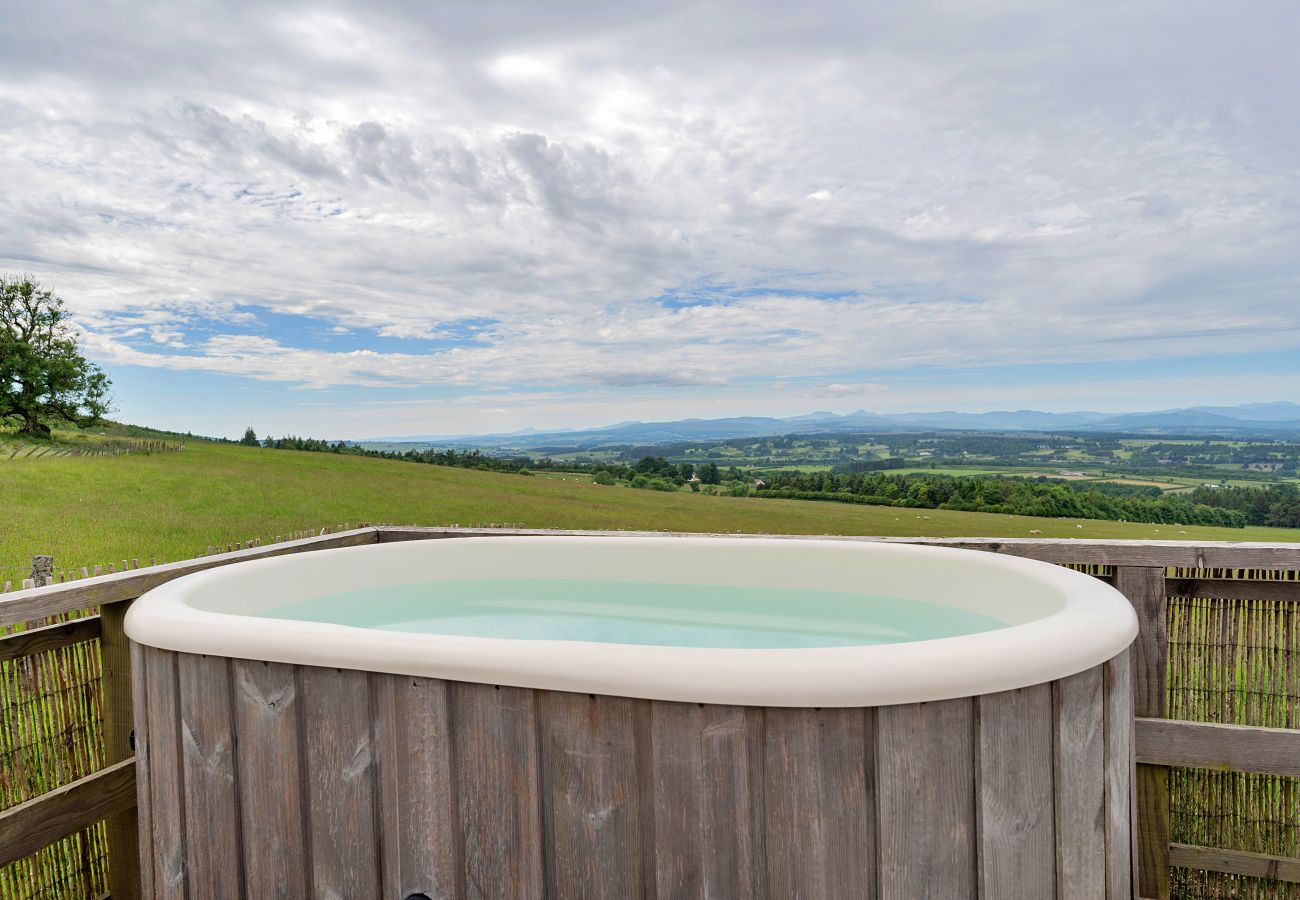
[
  {"x1": 1116, "y1": 565, "x2": 1170, "y2": 900},
  {"x1": 101, "y1": 600, "x2": 142, "y2": 900}
]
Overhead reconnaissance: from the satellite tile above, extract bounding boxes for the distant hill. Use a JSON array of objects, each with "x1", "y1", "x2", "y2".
[{"x1": 360, "y1": 401, "x2": 1300, "y2": 450}]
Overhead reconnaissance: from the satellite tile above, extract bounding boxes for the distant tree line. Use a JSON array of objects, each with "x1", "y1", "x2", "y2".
[
  {"x1": 751, "y1": 470, "x2": 1248, "y2": 527},
  {"x1": 1186, "y1": 484, "x2": 1300, "y2": 528},
  {"x1": 241, "y1": 428, "x2": 538, "y2": 475}
]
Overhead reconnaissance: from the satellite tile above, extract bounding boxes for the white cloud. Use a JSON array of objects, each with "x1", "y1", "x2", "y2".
[{"x1": 1, "y1": 0, "x2": 1298, "y2": 434}]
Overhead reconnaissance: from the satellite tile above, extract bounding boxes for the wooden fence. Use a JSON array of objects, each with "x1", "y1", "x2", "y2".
[
  {"x1": 2, "y1": 528, "x2": 1299, "y2": 899},
  {"x1": 2, "y1": 440, "x2": 183, "y2": 461}
]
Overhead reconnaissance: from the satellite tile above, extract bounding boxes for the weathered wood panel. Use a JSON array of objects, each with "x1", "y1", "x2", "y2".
[
  {"x1": 373, "y1": 673, "x2": 460, "y2": 900},
  {"x1": 877, "y1": 699, "x2": 976, "y2": 899},
  {"x1": 230, "y1": 659, "x2": 310, "y2": 900},
  {"x1": 140, "y1": 652, "x2": 1133, "y2": 900},
  {"x1": 102, "y1": 602, "x2": 141, "y2": 900},
  {"x1": 299, "y1": 666, "x2": 381, "y2": 900},
  {"x1": 143, "y1": 648, "x2": 187, "y2": 899},
  {"x1": 976, "y1": 684, "x2": 1056, "y2": 899},
  {"x1": 1117, "y1": 564, "x2": 1171, "y2": 900},
  {"x1": 451, "y1": 683, "x2": 545, "y2": 899},
  {"x1": 0, "y1": 758, "x2": 137, "y2": 869},
  {"x1": 1104, "y1": 649, "x2": 1134, "y2": 900},
  {"x1": 131, "y1": 640, "x2": 156, "y2": 900},
  {"x1": 1135, "y1": 718, "x2": 1300, "y2": 777},
  {"x1": 176, "y1": 654, "x2": 242, "y2": 900},
  {"x1": 648, "y1": 702, "x2": 761, "y2": 898},
  {"x1": 1169, "y1": 842, "x2": 1300, "y2": 884},
  {"x1": 1167, "y1": 577, "x2": 1300, "y2": 603},
  {"x1": 1054, "y1": 666, "x2": 1107, "y2": 900},
  {"x1": 764, "y1": 707, "x2": 875, "y2": 899},
  {"x1": 537, "y1": 692, "x2": 644, "y2": 899},
  {"x1": 0, "y1": 614, "x2": 100, "y2": 662}
]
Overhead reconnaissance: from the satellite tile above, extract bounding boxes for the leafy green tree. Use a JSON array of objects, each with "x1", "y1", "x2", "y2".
[
  {"x1": 696, "y1": 462, "x2": 720, "y2": 484},
  {"x1": 1, "y1": 276, "x2": 111, "y2": 437},
  {"x1": 240, "y1": 427, "x2": 260, "y2": 446}
]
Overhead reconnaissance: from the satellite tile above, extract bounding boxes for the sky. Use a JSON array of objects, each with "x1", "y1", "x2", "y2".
[{"x1": 2, "y1": 1, "x2": 1298, "y2": 439}]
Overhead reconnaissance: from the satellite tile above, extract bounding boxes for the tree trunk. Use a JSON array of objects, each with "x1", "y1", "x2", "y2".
[{"x1": 19, "y1": 417, "x2": 51, "y2": 438}]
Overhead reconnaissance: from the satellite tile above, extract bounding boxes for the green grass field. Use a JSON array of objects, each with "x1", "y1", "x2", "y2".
[{"x1": 5, "y1": 439, "x2": 1300, "y2": 574}]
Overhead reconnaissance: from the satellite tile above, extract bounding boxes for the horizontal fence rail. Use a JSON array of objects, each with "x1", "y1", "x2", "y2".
[{"x1": 2, "y1": 527, "x2": 1299, "y2": 899}]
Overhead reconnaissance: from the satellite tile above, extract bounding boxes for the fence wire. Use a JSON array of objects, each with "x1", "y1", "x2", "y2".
[
  {"x1": 1, "y1": 606, "x2": 107, "y2": 900},
  {"x1": 1168, "y1": 570, "x2": 1300, "y2": 900}
]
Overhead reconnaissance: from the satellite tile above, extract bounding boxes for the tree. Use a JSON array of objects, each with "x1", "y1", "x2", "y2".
[
  {"x1": 1, "y1": 276, "x2": 111, "y2": 437},
  {"x1": 240, "y1": 427, "x2": 259, "y2": 446}
]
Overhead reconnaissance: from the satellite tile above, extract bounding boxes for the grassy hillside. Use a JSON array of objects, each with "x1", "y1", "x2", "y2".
[{"x1": 5, "y1": 439, "x2": 1300, "y2": 574}]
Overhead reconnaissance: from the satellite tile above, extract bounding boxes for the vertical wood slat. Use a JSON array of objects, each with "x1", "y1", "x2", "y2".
[
  {"x1": 648, "y1": 702, "x2": 761, "y2": 899},
  {"x1": 102, "y1": 600, "x2": 142, "y2": 900},
  {"x1": 451, "y1": 683, "x2": 545, "y2": 899},
  {"x1": 129, "y1": 641, "x2": 155, "y2": 900},
  {"x1": 976, "y1": 684, "x2": 1056, "y2": 899},
  {"x1": 764, "y1": 707, "x2": 876, "y2": 899},
  {"x1": 1105, "y1": 648, "x2": 1135, "y2": 899},
  {"x1": 300, "y1": 666, "x2": 381, "y2": 900},
  {"x1": 176, "y1": 654, "x2": 242, "y2": 900},
  {"x1": 536, "y1": 692, "x2": 643, "y2": 899},
  {"x1": 373, "y1": 674, "x2": 460, "y2": 900},
  {"x1": 230, "y1": 659, "x2": 310, "y2": 900},
  {"x1": 877, "y1": 699, "x2": 975, "y2": 899},
  {"x1": 143, "y1": 652, "x2": 1133, "y2": 900},
  {"x1": 1054, "y1": 665, "x2": 1107, "y2": 900},
  {"x1": 143, "y1": 648, "x2": 187, "y2": 899},
  {"x1": 1117, "y1": 565, "x2": 1171, "y2": 900}
]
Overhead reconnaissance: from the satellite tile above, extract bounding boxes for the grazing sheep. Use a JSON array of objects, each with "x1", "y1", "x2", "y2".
[{"x1": 1029, "y1": 529, "x2": 1043, "y2": 534}]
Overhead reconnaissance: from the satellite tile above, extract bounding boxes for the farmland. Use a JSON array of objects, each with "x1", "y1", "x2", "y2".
[{"x1": 5, "y1": 434, "x2": 1300, "y2": 575}]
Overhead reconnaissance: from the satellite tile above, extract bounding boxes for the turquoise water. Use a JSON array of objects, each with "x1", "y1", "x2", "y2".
[{"x1": 252, "y1": 578, "x2": 1007, "y2": 649}]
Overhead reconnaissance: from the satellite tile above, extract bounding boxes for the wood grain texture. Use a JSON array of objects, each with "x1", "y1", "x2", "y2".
[
  {"x1": 1116, "y1": 565, "x2": 1171, "y2": 900},
  {"x1": 0, "y1": 614, "x2": 100, "y2": 662},
  {"x1": 877, "y1": 699, "x2": 977, "y2": 899},
  {"x1": 451, "y1": 682, "x2": 545, "y2": 900},
  {"x1": 131, "y1": 641, "x2": 156, "y2": 900},
  {"x1": 1054, "y1": 666, "x2": 1107, "y2": 900},
  {"x1": 1136, "y1": 766, "x2": 1170, "y2": 900},
  {"x1": 1104, "y1": 649, "x2": 1134, "y2": 900},
  {"x1": 1135, "y1": 718, "x2": 1300, "y2": 777},
  {"x1": 764, "y1": 707, "x2": 875, "y2": 899},
  {"x1": 176, "y1": 654, "x2": 242, "y2": 900},
  {"x1": 373, "y1": 673, "x2": 460, "y2": 900},
  {"x1": 101, "y1": 602, "x2": 142, "y2": 900},
  {"x1": 1169, "y1": 842, "x2": 1300, "y2": 884},
  {"x1": 230, "y1": 659, "x2": 310, "y2": 900},
  {"x1": 976, "y1": 684, "x2": 1056, "y2": 899},
  {"x1": 1167, "y1": 577, "x2": 1300, "y2": 603},
  {"x1": 300, "y1": 666, "x2": 381, "y2": 900},
  {"x1": 142, "y1": 648, "x2": 187, "y2": 899},
  {"x1": 0, "y1": 758, "x2": 137, "y2": 869},
  {"x1": 537, "y1": 691, "x2": 643, "y2": 899},
  {"x1": 648, "y1": 701, "x2": 760, "y2": 899},
  {"x1": 136, "y1": 653, "x2": 1136, "y2": 900}
]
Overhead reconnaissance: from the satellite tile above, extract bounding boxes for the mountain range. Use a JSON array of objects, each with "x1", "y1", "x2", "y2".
[{"x1": 361, "y1": 401, "x2": 1300, "y2": 449}]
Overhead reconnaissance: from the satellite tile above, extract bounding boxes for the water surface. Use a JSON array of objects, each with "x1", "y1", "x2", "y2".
[{"x1": 253, "y1": 578, "x2": 1007, "y2": 649}]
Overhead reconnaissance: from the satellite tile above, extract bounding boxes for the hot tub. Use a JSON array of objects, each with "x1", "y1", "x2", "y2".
[{"x1": 126, "y1": 535, "x2": 1138, "y2": 899}]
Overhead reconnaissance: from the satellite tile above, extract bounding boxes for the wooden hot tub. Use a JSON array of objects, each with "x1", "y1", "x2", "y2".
[{"x1": 127, "y1": 536, "x2": 1138, "y2": 898}]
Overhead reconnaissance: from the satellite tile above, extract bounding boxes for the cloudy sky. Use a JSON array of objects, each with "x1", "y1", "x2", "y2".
[{"x1": 3, "y1": 1, "x2": 1298, "y2": 438}]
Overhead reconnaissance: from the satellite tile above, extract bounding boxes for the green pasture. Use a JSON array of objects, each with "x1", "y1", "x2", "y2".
[{"x1": 4, "y1": 439, "x2": 1300, "y2": 574}]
